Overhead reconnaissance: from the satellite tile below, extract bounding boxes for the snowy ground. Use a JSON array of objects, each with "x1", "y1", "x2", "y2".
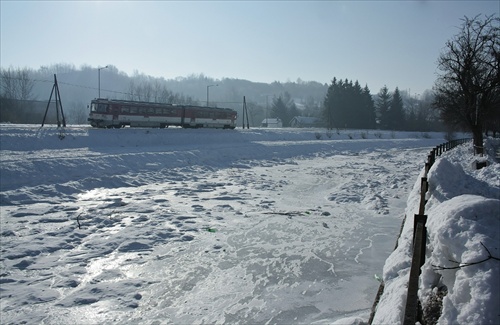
[
  {"x1": 0, "y1": 125, "x2": 496, "y2": 324},
  {"x1": 372, "y1": 137, "x2": 500, "y2": 325}
]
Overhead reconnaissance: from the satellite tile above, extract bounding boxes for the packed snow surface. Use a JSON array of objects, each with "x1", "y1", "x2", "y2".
[{"x1": 0, "y1": 125, "x2": 497, "y2": 324}]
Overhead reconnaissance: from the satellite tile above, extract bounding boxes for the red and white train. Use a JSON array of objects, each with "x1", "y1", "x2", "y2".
[{"x1": 88, "y1": 98, "x2": 237, "y2": 129}]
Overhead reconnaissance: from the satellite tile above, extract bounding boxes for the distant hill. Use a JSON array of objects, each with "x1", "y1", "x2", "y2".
[{"x1": 1, "y1": 64, "x2": 328, "y2": 125}]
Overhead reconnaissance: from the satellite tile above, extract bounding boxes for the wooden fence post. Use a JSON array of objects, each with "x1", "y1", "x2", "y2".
[
  {"x1": 418, "y1": 177, "x2": 428, "y2": 215},
  {"x1": 404, "y1": 214, "x2": 428, "y2": 325}
]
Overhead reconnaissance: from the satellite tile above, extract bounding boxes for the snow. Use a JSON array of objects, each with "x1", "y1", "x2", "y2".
[
  {"x1": 372, "y1": 138, "x2": 500, "y2": 324},
  {"x1": 0, "y1": 125, "x2": 498, "y2": 324}
]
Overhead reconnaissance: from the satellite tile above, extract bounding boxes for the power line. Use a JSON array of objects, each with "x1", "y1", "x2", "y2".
[
  {"x1": 3, "y1": 76, "x2": 134, "y2": 97},
  {"x1": 2, "y1": 76, "x2": 248, "y2": 106}
]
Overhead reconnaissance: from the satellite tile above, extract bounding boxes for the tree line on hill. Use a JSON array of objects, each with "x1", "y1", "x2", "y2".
[
  {"x1": 0, "y1": 65, "x2": 327, "y2": 126},
  {"x1": 0, "y1": 65, "x2": 447, "y2": 132}
]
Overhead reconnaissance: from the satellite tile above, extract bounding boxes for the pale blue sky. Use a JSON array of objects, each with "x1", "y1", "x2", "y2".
[{"x1": 1, "y1": 1, "x2": 498, "y2": 94}]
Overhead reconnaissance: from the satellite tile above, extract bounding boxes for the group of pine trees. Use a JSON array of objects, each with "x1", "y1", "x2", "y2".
[
  {"x1": 323, "y1": 78, "x2": 376, "y2": 130},
  {"x1": 322, "y1": 78, "x2": 437, "y2": 131}
]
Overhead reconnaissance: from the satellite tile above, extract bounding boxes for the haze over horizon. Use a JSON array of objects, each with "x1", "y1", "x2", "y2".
[{"x1": 1, "y1": 1, "x2": 498, "y2": 95}]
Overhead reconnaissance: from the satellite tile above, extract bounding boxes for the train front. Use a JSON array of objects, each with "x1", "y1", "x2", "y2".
[{"x1": 88, "y1": 99, "x2": 111, "y2": 128}]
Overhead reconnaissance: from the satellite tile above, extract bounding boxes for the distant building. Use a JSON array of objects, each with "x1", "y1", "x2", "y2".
[
  {"x1": 261, "y1": 118, "x2": 282, "y2": 128},
  {"x1": 289, "y1": 116, "x2": 320, "y2": 128}
]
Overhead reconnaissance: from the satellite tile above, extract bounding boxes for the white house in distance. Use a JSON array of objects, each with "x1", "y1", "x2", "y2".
[{"x1": 261, "y1": 118, "x2": 282, "y2": 128}]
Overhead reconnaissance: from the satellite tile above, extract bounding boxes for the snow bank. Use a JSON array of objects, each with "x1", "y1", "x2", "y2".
[
  {"x1": 0, "y1": 126, "x2": 445, "y2": 199},
  {"x1": 372, "y1": 139, "x2": 500, "y2": 324},
  {"x1": 422, "y1": 195, "x2": 500, "y2": 324}
]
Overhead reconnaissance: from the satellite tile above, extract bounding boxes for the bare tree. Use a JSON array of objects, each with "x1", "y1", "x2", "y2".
[
  {"x1": 433, "y1": 15, "x2": 500, "y2": 154},
  {"x1": 142, "y1": 81, "x2": 152, "y2": 102},
  {"x1": 1, "y1": 67, "x2": 35, "y2": 123},
  {"x1": 17, "y1": 68, "x2": 35, "y2": 101},
  {"x1": 153, "y1": 79, "x2": 162, "y2": 102},
  {"x1": 128, "y1": 80, "x2": 136, "y2": 100},
  {"x1": 1, "y1": 67, "x2": 19, "y2": 99},
  {"x1": 0, "y1": 67, "x2": 33, "y2": 100}
]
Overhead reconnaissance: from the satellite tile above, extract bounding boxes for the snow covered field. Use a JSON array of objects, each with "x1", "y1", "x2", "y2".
[{"x1": 0, "y1": 125, "x2": 497, "y2": 324}]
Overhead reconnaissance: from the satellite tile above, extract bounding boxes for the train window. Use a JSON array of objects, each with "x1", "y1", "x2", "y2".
[
  {"x1": 122, "y1": 107, "x2": 130, "y2": 114},
  {"x1": 156, "y1": 108, "x2": 163, "y2": 115},
  {"x1": 130, "y1": 107, "x2": 137, "y2": 114},
  {"x1": 148, "y1": 107, "x2": 155, "y2": 114},
  {"x1": 93, "y1": 103, "x2": 109, "y2": 113}
]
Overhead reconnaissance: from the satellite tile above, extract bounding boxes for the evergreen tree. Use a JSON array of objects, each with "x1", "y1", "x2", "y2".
[
  {"x1": 376, "y1": 86, "x2": 391, "y2": 129},
  {"x1": 271, "y1": 92, "x2": 298, "y2": 127},
  {"x1": 361, "y1": 85, "x2": 377, "y2": 129},
  {"x1": 388, "y1": 87, "x2": 405, "y2": 130},
  {"x1": 352, "y1": 80, "x2": 364, "y2": 126},
  {"x1": 288, "y1": 101, "x2": 300, "y2": 124},
  {"x1": 271, "y1": 96, "x2": 288, "y2": 126},
  {"x1": 323, "y1": 78, "x2": 337, "y2": 129},
  {"x1": 406, "y1": 107, "x2": 417, "y2": 131}
]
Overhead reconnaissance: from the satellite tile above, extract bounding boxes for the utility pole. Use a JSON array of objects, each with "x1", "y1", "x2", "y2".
[
  {"x1": 206, "y1": 84, "x2": 218, "y2": 106},
  {"x1": 242, "y1": 96, "x2": 250, "y2": 129},
  {"x1": 98, "y1": 65, "x2": 108, "y2": 98},
  {"x1": 41, "y1": 74, "x2": 66, "y2": 128}
]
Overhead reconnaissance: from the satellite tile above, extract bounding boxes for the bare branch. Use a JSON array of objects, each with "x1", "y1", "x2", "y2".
[{"x1": 432, "y1": 242, "x2": 500, "y2": 270}]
